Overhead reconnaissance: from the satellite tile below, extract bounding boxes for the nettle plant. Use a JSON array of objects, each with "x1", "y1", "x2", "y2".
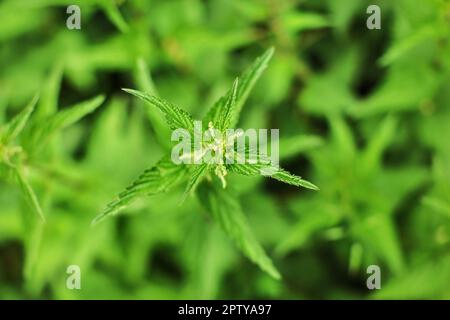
[
  {"x1": 94, "y1": 48, "x2": 318, "y2": 279},
  {"x1": 0, "y1": 89, "x2": 104, "y2": 222}
]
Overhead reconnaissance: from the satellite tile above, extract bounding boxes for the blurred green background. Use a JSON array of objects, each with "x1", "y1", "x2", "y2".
[{"x1": 0, "y1": 0, "x2": 449, "y2": 299}]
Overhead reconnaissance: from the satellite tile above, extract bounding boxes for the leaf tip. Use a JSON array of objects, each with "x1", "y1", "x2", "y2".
[
  {"x1": 304, "y1": 180, "x2": 320, "y2": 191},
  {"x1": 121, "y1": 88, "x2": 136, "y2": 95},
  {"x1": 91, "y1": 212, "x2": 108, "y2": 227}
]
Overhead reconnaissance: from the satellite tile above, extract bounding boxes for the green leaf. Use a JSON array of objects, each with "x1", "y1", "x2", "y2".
[
  {"x1": 329, "y1": 115, "x2": 356, "y2": 162},
  {"x1": 374, "y1": 255, "x2": 450, "y2": 299},
  {"x1": 278, "y1": 134, "x2": 323, "y2": 160},
  {"x1": 93, "y1": 156, "x2": 188, "y2": 225},
  {"x1": 205, "y1": 47, "x2": 274, "y2": 127},
  {"x1": 422, "y1": 196, "x2": 450, "y2": 218},
  {"x1": 29, "y1": 95, "x2": 105, "y2": 151},
  {"x1": 36, "y1": 62, "x2": 63, "y2": 120},
  {"x1": 379, "y1": 25, "x2": 438, "y2": 66},
  {"x1": 43, "y1": 94, "x2": 105, "y2": 135},
  {"x1": 360, "y1": 116, "x2": 397, "y2": 174},
  {"x1": 134, "y1": 58, "x2": 158, "y2": 96},
  {"x1": 197, "y1": 181, "x2": 281, "y2": 279},
  {"x1": 1, "y1": 94, "x2": 39, "y2": 144},
  {"x1": 14, "y1": 166, "x2": 45, "y2": 222},
  {"x1": 231, "y1": 47, "x2": 274, "y2": 126},
  {"x1": 98, "y1": 0, "x2": 130, "y2": 33},
  {"x1": 276, "y1": 203, "x2": 341, "y2": 256},
  {"x1": 123, "y1": 88, "x2": 195, "y2": 132},
  {"x1": 216, "y1": 78, "x2": 238, "y2": 131},
  {"x1": 180, "y1": 163, "x2": 209, "y2": 203},
  {"x1": 356, "y1": 213, "x2": 405, "y2": 275},
  {"x1": 281, "y1": 12, "x2": 330, "y2": 33},
  {"x1": 348, "y1": 64, "x2": 439, "y2": 117},
  {"x1": 133, "y1": 58, "x2": 171, "y2": 149},
  {"x1": 229, "y1": 163, "x2": 319, "y2": 190}
]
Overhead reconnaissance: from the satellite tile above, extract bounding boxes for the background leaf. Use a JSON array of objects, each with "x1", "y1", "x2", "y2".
[{"x1": 197, "y1": 181, "x2": 281, "y2": 279}]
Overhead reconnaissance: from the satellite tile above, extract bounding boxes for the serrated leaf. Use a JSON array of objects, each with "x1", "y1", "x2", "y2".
[
  {"x1": 267, "y1": 168, "x2": 319, "y2": 190},
  {"x1": 229, "y1": 163, "x2": 319, "y2": 190},
  {"x1": 93, "y1": 156, "x2": 188, "y2": 225},
  {"x1": 231, "y1": 47, "x2": 274, "y2": 126},
  {"x1": 205, "y1": 47, "x2": 274, "y2": 127},
  {"x1": 1, "y1": 94, "x2": 39, "y2": 144},
  {"x1": 216, "y1": 78, "x2": 238, "y2": 131},
  {"x1": 197, "y1": 181, "x2": 281, "y2": 279},
  {"x1": 123, "y1": 88, "x2": 195, "y2": 132},
  {"x1": 14, "y1": 166, "x2": 45, "y2": 222},
  {"x1": 180, "y1": 163, "x2": 209, "y2": 203}
]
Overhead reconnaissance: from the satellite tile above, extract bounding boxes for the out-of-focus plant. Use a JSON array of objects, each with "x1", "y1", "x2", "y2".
[{"x1": 1, "y1": 0, "x2": 449, "y2": 299}]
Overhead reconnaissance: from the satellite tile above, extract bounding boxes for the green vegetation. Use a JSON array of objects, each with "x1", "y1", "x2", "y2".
[{"x1": 0, "y1": 0, "x2": 449, "y2": 299}]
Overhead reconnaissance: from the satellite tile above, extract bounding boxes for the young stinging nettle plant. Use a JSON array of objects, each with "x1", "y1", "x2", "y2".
[{"x1": 93, "y1": 48, "x2": 318, "y2": 279}]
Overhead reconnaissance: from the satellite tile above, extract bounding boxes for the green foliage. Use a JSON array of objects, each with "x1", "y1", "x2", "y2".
[
  {"x1": 205, "y1": 47, "x2": 274, "y2": 128},
  {"x1": 1, "y1": 0, "x2": 449, "y2": 299},
  {"x1": 13, "y1": 166, "x2": 45, "y2": 223},
  {"x1": 197, "y1": 181, "x2": 281, "y2": 280},
  {"x1": 215, "y1": 78, "x2": 239, "y2": 131},
  {"x1": 122, "y1": 89, "x2": 195, "y2": 132},
  {"x1": 96, "y1": 49, "x2": 316, "y2": 278},
  {"x1": 0, "y1": 95, "x2": 38, "y2": 145},
  {"x1": 93, "y1": 156, "x2": 188, "y2": 225}
]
